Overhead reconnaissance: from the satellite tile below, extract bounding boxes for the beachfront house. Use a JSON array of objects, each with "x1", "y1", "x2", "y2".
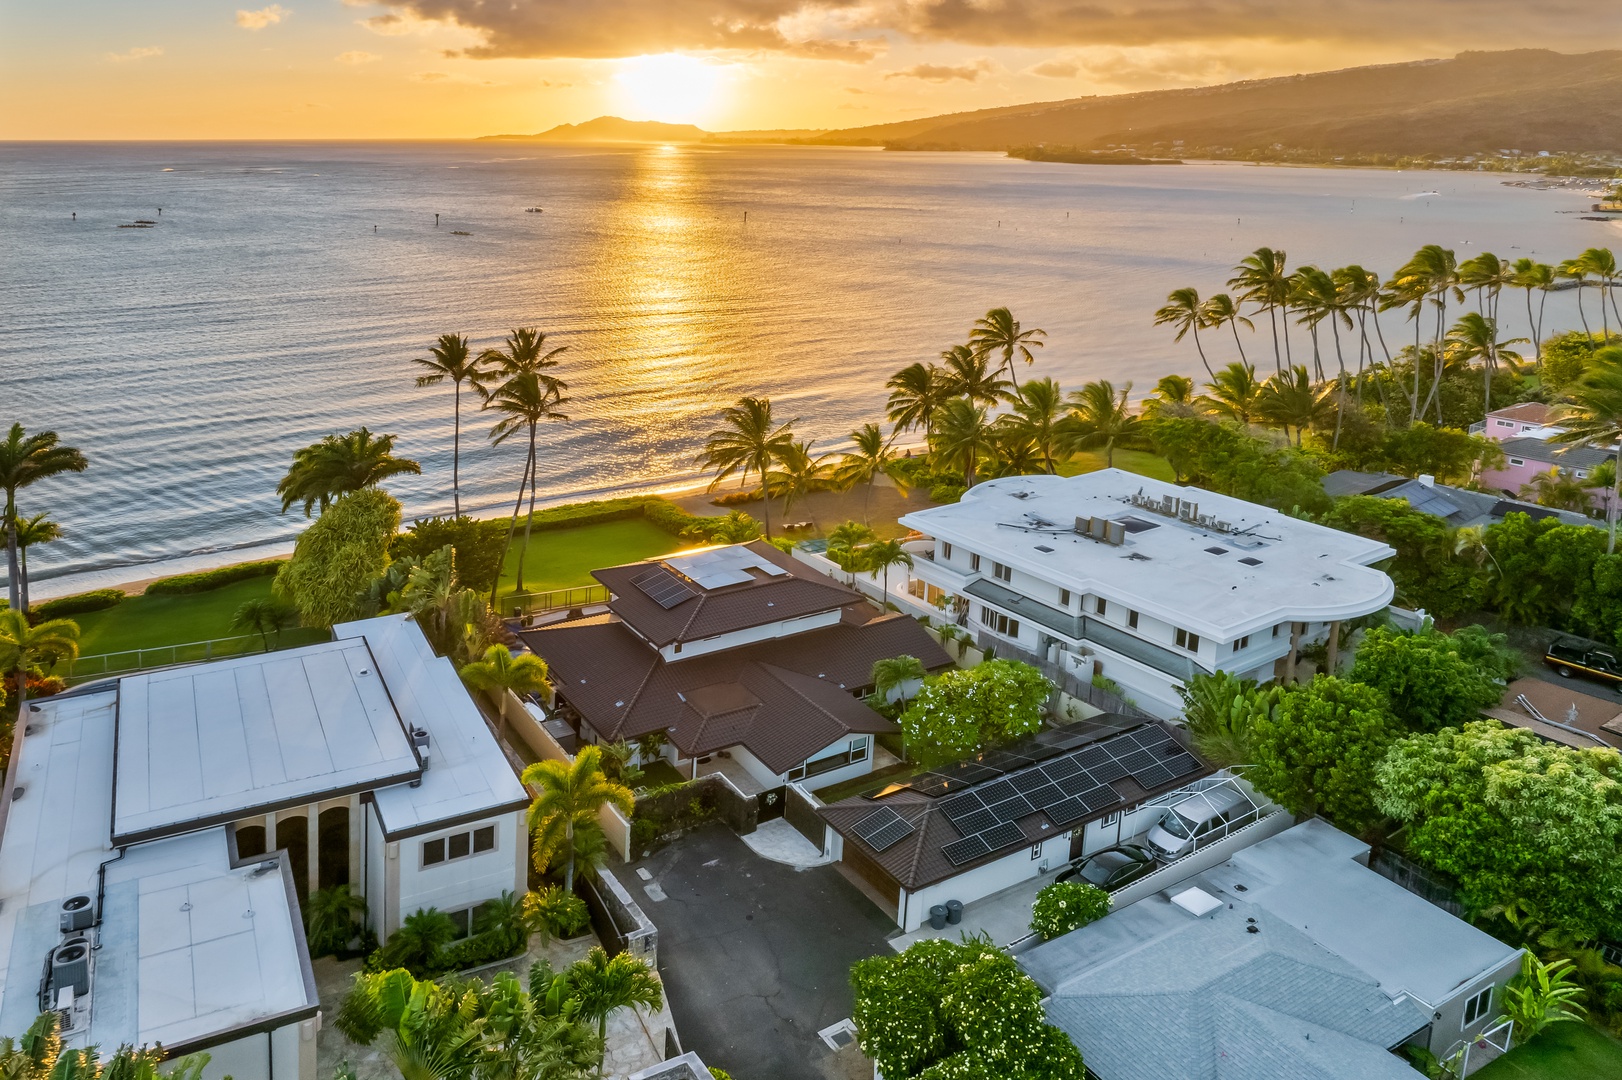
[
  {"x1": 518, "y1": 541, "x2": 952, "y2": 797},
  {"x1": 1322, "y1": 470, "x2": 1593, "y2": 529},
  {"x1": 1473, "y1": 401, "x2": 1559, "y2": 441},
  {"x1": 0, "y1": 614, "x2": 529, "y2": 1080},
  {"x1": 878, "y1": 470, "x2": 1396, "y2": 718},
  {"x1": 1019, "y1": 818, "x2": 1524, "y2": 1080}
]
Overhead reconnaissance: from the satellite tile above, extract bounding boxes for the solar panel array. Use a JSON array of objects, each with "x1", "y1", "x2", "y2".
[
  {"x1": 630, "y1": 568, "x2": 697, "y2": 609},
  {"x1": 937, "y1": 726, "x2": 1202, "y2": 866},
  {"x1": 852, "y1": 806, "x2": 916, "y2": 853}
]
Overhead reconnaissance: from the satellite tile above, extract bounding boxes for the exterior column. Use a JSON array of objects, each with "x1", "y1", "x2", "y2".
[
  {"x1": 1325, "y1": 621, "x2": 1342, "y2": 675},
  {"x1": 307, "y1": 806, "x2": 321, "y2": 894},
  {"x1": 348, "y1": 794, "x2": 363, "y2": 892},
  {"x1": 263, "y1": 811, "x2": 277, "y2": 856},
  {"x1": 1286, "y1": 622, "x2": 1302, "y2": 684}
]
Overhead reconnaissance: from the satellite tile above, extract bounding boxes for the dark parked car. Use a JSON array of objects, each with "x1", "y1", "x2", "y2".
[
  {"x1": 1056, "y1": 844, "x2": 1156, "y2": 891},
  {"x1": 1545, "y1": 637, "x2": 1622, "y2": 687}
]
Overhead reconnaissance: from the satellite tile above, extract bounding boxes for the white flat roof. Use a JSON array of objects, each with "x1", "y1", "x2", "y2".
[
  {"x1": 112, "y1": 639, "x2": 421, "y2": 843},
  {"x1": 334, "y1": 615, "x2": 529, "y2": 839},
  {"x1": 900, "y1": 470, "x2": 1395, "y2": 639},
  {"x1": 0, "y1": 691, "x2": 315, "y2": 1053}
]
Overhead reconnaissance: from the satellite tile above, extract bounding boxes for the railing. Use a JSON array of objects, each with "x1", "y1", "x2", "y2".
[
  {"x1": 1469, "y1": 420, "x2": 1487, "y2": 435},
  {"x1": 1369, "y1": 847, "x2": 1463, "y2": 917},
  {"x1": 503, "y1": 584, "x2": 609, "y2": 618},
  {"x1": 64, "y1": 634, "x2": 286, "y2": 683}
]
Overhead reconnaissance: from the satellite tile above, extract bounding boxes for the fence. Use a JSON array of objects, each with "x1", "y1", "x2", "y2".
[
  {"x1": 1369, "y1": 847, "x2": 1464, "y2": 917},
  {"x1": 494, "y1": 690, "x2": 634, "y2": 860},
  {"x1": 784, "y1": 783, "x2": 828, "y2": 852},
  {"x1": 63, "y1": 631, "x2": 322, "y2": 684},
  {"x1": 504, "y1": 584, "x2": 609, "y2": 619},
  {"x1": 580, "y1": 865, "x2": 659, "y2": 967}
]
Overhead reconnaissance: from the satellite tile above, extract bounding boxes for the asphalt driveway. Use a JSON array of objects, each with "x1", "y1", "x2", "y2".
[{"x1": 628, "y1": 825, "x2": 897, "y2": 1080}]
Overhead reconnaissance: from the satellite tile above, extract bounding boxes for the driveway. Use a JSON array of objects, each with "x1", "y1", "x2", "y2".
[{"x1": 628, "y1": 825, "x2": 897, "y2": 1080}]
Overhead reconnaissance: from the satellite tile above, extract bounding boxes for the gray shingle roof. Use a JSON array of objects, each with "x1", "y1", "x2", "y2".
[{"x1": 1498, "y1": 435, "x2": 1615, "y2": 469}]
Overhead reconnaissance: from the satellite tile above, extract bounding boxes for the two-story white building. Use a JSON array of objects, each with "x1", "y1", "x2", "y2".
[
  {"x1": 895, "y1": 471, "x2": 1396, "y2": 718},
  {"x1": 0, "y1": 614, "x2": 529, "y2": 1080}
]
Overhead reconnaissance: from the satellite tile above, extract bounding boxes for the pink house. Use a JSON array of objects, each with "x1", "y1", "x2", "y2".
[
  {"x1": 1473, "y1": 402, "x2": 1557, "y2": 442},
  {"x1": 1478, "y1": 434, "x2": 1613, "y2": 513}
]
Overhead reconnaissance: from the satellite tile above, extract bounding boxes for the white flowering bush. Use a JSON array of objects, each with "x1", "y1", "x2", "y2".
[
  {"x1": 900, "y1": 659, "x2": 1052, "y2": 767},
  {"x1": 850, "y1": 936, "x2": 1084, "y2": 1079},
  {"x1": 1030, "y1": 881, "x2": 1111, "y2": 941}
]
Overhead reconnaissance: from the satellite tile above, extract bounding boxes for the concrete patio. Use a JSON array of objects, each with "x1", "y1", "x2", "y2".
[{"x1": 888, "y1": 868, "x2": 1063, "y2": 952}]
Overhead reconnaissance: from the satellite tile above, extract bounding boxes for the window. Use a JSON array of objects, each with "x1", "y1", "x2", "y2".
[
  {"x1": 992, "y1": 561, "x2": 1012, "y2": 583},
  {"x1": 1100, "y1": 812, "x2": 1120, "y2": 827},
  {"x1": 1577, "y1": 470, "x2": 1589, "y2": 479},
  {"x1": 1463, "y1": 986, "x2": 1492, "y2": 1026},
  {"x1": 1496, "y1": 419, "x2": 1514, "y2": 427},
  {"x1": 942, "y1": 542, "x2": 952, "y2": 560},
  {"x1": 1272, "y1": 623, "x2": 1281, "y2": 638},
  {"x1": 1509, "y1": 457, "x2": 1525, "y2": 466},
  {"x1": 980, "y1": 607, "x2": 1020, "y2": 638},
  {"x1": 1094, "y1": 597, "x2": 1108, "y2": 616},
  {"x1": 970, "y1": 553, "x2": 981, "y2": 571},
  {"x1": 1030, "y1": 842, "x2": 1044, "y2": 861},
  {"x1": 787, "y1": 737, "x2": 870, "y2": 781},
  {"x1": 1058, "y1": 588, "x2": 1071, "y2": 607},
  {"x1": 1127, "y1": 610, "x2": 1139, "y2": 630},
  {"x1": 422, "y1": 825, "x2": 497, "y2": 868},
  {"x1": 1232, "y1": 635, "x2": 1249, "y2": 653},
  {"x1": 1175, "y1": 628, "x2": 1200, "y2": 653}
]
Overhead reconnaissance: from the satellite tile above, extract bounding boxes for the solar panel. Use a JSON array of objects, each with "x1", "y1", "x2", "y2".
[
  {"x1": 980, "y1": 820, "x2": 1026, "y2": 852},
  {"x1": 1040, "y1": 756, "x2": 1083, "y2": 780},
  {"x1": 1117, "y1": 749, "x2": 1157, "y2": 774},
  {"x1": 1089, "y1": 758, "x2": 1129, "y2": 783},
  {"x1": 976, "y1": 779, "x2": 1017, "y2": 805},
  {"x1": 852, "y1": 807, "x2": 915, "y2": 852},
  {"x1": 950, "y1": 808, "x2": 999, "y2": 836},
  {"x1": 1009, "y1": 770, "x2": 1050, "y2": 795},
  {"x1": 1026, "y1": 783, "x2": 1067, "y2": 811},
  {"x1": 1074, "y1": 785, "x2": 1118, "y2": 813},
  {"x1": 1164, "y1": 753, "x2": 1202, "y2": 778},
  {"x1": 942, "y1": 834, "x2": 991, "y2": 866},
  {"x1": 1077, "y1": 746, "x2": 1112, "y2": 770},
  {"x1": 987, "y1": 795, "x2": 1035, "y2": 823},
  {"x1": 1044, "y1": 798, "x2": 1090, "y2": 827},
  {"x1": 630, "y1": 568, "x2": 696, "y2": 609},
  {"x1": 1133, "y1": 762, "x2": 1174, "y2": 789},
  {"x1": 939, "y1": 791, "x2": 985, "y2": 823},
  {"x1": 1054, "y1": 771, "x2": 1097, "y2": 797}
]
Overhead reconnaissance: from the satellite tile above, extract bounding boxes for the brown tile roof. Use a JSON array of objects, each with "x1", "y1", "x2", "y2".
[
  {"x1": 1492, "y1": 402, "x2": 1554, "y2": 424},
  {"x1": 595, "y1": 541, "x2": 860, "y2": 647},
  {"x1": 819, "y1": 723, "x2": 1214, "y2": 891},
  {"x1": 518, "y1": 608, "x2": 952, "y2": 775}
]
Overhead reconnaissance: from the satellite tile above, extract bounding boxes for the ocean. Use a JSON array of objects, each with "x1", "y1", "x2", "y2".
[{"x1": 1, "y1": 141, "x2": 1614, "y2": 594}]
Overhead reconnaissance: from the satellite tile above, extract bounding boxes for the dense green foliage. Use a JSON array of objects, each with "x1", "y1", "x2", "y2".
[
  {"x1": 850, "y1": 937, "x2": 1085, "y2": 1080},
  {"x1": 29, "y1": 588, "x2": 123, "y2": 620},
  {"x1": 275, "y1": 487, "x2": 401, "y2": 627},
  {"x1": 523, "y1": 886, "x2": 590, "y2": 939},
  {"x1": 393, "y1": 516, "x2": 509, "y2": 592},
  {"x1": 1146, "y1": 417, "x2": 1330, "y2": 514},
  {"x1": 0, "y1": 1012, "x2": 209, "y2": 1080},
  {"x1": 1320, "y1": 496, "x2": 1484, "y2": 617},
  {"x1": 1348, "y1": 625, "x2": 1515, "y2": 732},
  {"x1": 1177, "y1": 670, "x2": 1277, "y2": 766},
  {"x1": 1030, "y1": 881, "x2": 1111, "y2": 941},
  {"x1": 1375, "y1": 723, "x2": 1622, "y2": 939},
  {"x1": 900, "y1": 660, "x2": 1052, "y2": 767},
  {"x1": 144, "y1": 559, "x2": 284, "y2": 595}
]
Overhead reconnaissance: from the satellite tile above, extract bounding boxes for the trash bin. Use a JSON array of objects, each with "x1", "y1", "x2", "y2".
[
  {"x1": 946, "y1": 900, "x2": 963, "y2": 925},
  {"x1": 929, "y1": 905, "x2": 948, "y2": 930}
]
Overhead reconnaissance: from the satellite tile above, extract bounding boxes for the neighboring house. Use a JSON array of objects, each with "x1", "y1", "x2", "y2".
[
  {"x1": 1478, "y1": 435, "x2": 1614, "y2": 511},
  {"x1": 1321, "y1": 470, "x2": 1592, "y2": 529},
  {"x1": 519, "y1": 542, "x2": 951, "y2": 795},
  {"x1": 889, "y1": 471, "x2": 1395, "y2": 717},
  {"x1": 1484, "y1": 676, "x2": 1622, "y2": 751},
  {"x1": 1020, "y1": 819, "x2": 1523, "y2": 1080},
  {"x1": 817, "y1": 719, "x2": 1235, "y2": 932},
  {"x1": 0, "y1": 615, "x2": 529, "y2": 1080},
  {"x1": 1472, "y1": 401, "x2": 1557, "y2": 441}
]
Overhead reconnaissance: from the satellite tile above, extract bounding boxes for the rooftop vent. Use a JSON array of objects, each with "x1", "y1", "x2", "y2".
[
  {"x1": 59, "y1": 896, "x2": 94, "y2": 934},
  {"x1": 1204, "y1": 547, "x2": 1227, "y2": 555},
  {"x1": 410, "y1": 728, "x2": 431, "y2": 787},
  {"x1": 1169, "y1": 887, "x2": 1223, "y2": 918},
  {"x1": 1238, "y1": 557, "x2": 1263, "y2": 566},
  {"x1": 1035, "y1": 545, "x2": 1054, "y2": 553}
]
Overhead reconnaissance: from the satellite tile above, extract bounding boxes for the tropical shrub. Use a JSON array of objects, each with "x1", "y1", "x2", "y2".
[
  {"x1": 929, "y1": 483, "x2": 965, "y2": 504},
  {"x1": 304, "y1": 884, "x2": 367, "y2": 957},
  {"x1": 523, "y1": 885, "x2": 590, "y2": 939},
  {"x1": 390, "y1": 516, "x2": 507, "y2": 593},
  {"x1": 366, "y1": 907, "x2": 459, "y2": 975},
  {"x1": 275, "y1": 487, "x2": 400, "y2": 628},
  {"x1": 1348, "y1": 625, "x2": 1512, "y2": 732},
  {"x1": 30, "y1": 588, "x2": 123, "y2": 619},
  {"x1": 900, "y1": 660, "x2": 1052, "y2": 767},
  {"x1": 1499, "y1": 952, "x2": 1588, "y2": 1043},
  {"x1": 1320, "y1": 496, "x2": 1486, "y2": 617},
  {"x1": 1483, "y1": 513, "x2": 1608, "y2": 629},
  {"x1": 144, "y1": 559, "x2": 284, "y2": 595},
  {"x1": 1540, "y1": 330, "x2": 1616, "y2": 392},
  {"x1": 1030, "y1": 881, "x2": 1111, "y2": 940}
]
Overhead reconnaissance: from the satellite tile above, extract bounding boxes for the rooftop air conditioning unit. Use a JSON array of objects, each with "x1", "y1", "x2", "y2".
[
  {"x1": 52, "y1": 939, "x2": 90, "y2": 998},
  {"x1": 1089, "y1": 518, "x2": 1108, "y2": 542},
  {"x1": 59, "y1": 895, "x2": 94, "y2": 934},
  {"x1": 1105, "y1": 521, "x2": 1126, "y2": 546},
  {"x1": 1074, "y1": 516, "x2": 1092, "y2": 536}
]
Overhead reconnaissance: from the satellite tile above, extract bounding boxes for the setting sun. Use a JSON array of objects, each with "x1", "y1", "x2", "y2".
[{"x1": 614, "y1": 54, "x2": 728, "y2": 126}]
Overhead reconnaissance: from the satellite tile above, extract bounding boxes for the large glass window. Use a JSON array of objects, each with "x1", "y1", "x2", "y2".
[
  {"x1": 1175, "y1": 628, "x2": 1200, "y2": 653},
  {"x1": 422, "y1": 825, "x2": 498, "y2": 868},
  {"x1": 980, "y1": 607, "x2": 1020, "y2": 639},
  {"x1": 1463, "y1": 986, "x2": 1492, "y2": 1026}
]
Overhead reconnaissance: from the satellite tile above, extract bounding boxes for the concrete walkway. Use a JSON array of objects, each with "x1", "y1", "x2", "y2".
[
  {"x1": 888, "y1": 870, "x2": 1063, "y2": 952},
  {"x1": 740, "y1": 817, "x2": 834, "y2": 868}
]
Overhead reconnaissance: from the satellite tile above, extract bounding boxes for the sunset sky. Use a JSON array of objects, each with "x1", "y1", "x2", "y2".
[{"x1": 1, "y1": 0, "x2": 1611, "y2": 139}]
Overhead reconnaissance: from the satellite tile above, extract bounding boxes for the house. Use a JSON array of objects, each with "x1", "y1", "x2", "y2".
[
  {"x1": 1019, "y1": 819, "x2": 1523, "y2": 1080},
  {"x1": 1478, "y1": 433, "x2": 1614, "y2": 511},
  {"x1": 887, "y1": 470, "x2": 1396, "y2": 717},
  {"x1": 0, "y1": 615, "x2": 530, "y2": 1079},
  {"x1": 1321, "y1": 470, "x2": 1593, "y2": 529},
  {"x1": 818, "y1": 719, "x2": 1242, "y2": 932},
  {"x1": 518, "y1": 542, "x2": 952, "y2": 795},
  {"x1": 1473, "y1": 401, "x2": 1557, "y2": 441}
]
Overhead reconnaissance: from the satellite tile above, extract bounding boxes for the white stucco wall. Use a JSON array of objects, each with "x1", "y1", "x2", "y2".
[
  {"x1": 394, "y1": 811, "x2": 526, "y2": 927},
  {"x1": 898, "y1": 831, "x2": 1065, "y2": 932}
]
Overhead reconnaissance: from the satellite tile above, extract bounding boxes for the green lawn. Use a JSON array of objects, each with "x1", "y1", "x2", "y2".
[
  {"x1": 1473, "y1": 1023, "x2": 1622, "y2": 1079},
  {"x1": 1057, "y1": 448, "x2": 1177, "y2": 482},
  {"x1": 496, "y1": 518, "x2": 690, "y2": 603},
  {"x1": 71, "y1": 576, "x2": 323, "y2": 656}
]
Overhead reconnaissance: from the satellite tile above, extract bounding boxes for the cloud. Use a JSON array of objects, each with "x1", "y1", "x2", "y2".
[
  {"x1": 1030, "y1": 57, "x2": 1080, "y2": 78},
  {"x1": 844, "y1": 85, "x2": 865, "y2": 93},
  {"x1": 414, "y1": 71, "x2": 449, "y2": 81},
  {"x1": 337, "y1": 50, "x2": 381, "y2": 63},
  {"x1": 107, "y1": 46, "x2": 163, "y2": 62},
  {"x1": 886, "y1": 58, "x2": 993, "y2": 82},
  {"x1": 236, "y1": 5, "x2": 290, "y2": 30}
]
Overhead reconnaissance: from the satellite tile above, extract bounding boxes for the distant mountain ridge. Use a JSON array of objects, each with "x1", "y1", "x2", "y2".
[{"x1": 480, "y1": 116, "x2": 709, "y2": 142}]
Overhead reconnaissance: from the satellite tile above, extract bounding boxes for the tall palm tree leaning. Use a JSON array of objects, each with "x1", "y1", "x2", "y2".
[
  {"x1": 1199, "y1": 362, "x2": 1261, "y2": 425},
  {"x1": 834, "y1": 424, "x2": 903, "y2": 524},
  {"x1": 871, "y1": 655, "x2": 926, "y2": 709},
  {"x1": 522, "y1": 745, "x2": 634, "y2": 894},
  {"x1": 1200, "y1": 293, "x2": 1254, "y2": 365},
  {"x1": 930, "y1": 398, "x2": 997, "y2": 488},
  {"x1": 12, "y1": 512, "x2": 62, "y2": 615},
  {"x1": 1000, "y1": 378, "x2": 1068, "y2": 473},
  {"x1": 863, "y1": 538, "x2": 913, "y2": 609},
  {"x1": 968, "y1": 307, "x2": 1046, "y2": 393},
  {"x1": 885, "y1": 362, "x2": 947, "y2": 441},
  {"x1": 1551, "y1": 345, "x2": 1622, "y2": 553},
  {"x1": 766, "y1": 440, "x2": 836, "y2": 528},
  {"x1": 1511, "y1": 258, "x2": 1555, "y2": 359},
  {"x1": 565, "y1": 947, "x2": 664, "y2": 1079},
  {"x1": 276, "y1": 428, "x2": 421, "y2": 516},
  {"x1": 485, "y1": 371, "x2": 570, "y2": 603},
  {"x1": 0, "y1": 424, "x2": 87, "y2": 613},
  {"x1": 698, "y1": 396, "x2": 796, "y2": 539},
  {"x1": 1059, "y1": 380, "x2": 1144, "y2": 468},
  {"x1": 1228, "y1": 247, "x2": 1292, "y2": 375},
  {"x1": 0, "y1": 608, "x2": 80, "y2": 717},
  {"x1": 412, "y1": 333, "x2": 490, "y2": 518},
  {"x1": 1153, "y1": 287, "x2": 1215, "y2": 378}
]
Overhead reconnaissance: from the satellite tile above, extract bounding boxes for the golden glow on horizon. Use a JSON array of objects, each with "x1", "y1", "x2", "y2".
[{"x1": 614, "y1": 54, "x2": 728, "y2": 126}]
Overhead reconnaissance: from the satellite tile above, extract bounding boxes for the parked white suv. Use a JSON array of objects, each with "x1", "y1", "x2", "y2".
[{"x1": 1145, "y1": 787, "x2": 1248, "y2": 861}]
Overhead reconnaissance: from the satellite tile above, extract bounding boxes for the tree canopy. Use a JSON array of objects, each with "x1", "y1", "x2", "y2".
[
  {"x1": 275, "y1": 487, "x2": 400, "y2": 628},
  {"x1": 1348, "y1": 625, "x2": 1513, "y2": 732},
  {"x1": 1320, "y1": 496, "x2": 1484, "y2": 617},
  {"x1": 899, "y1": 660, "x2": 1051, "y2": 767}
]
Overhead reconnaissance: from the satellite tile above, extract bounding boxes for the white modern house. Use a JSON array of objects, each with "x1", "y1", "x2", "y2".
[
  {"x1": 892, "y1": 471, "x2": 1397, "y2": 717},
  {"x1": 0, "y1": 614, "x2": 529, "y2": 1080}
]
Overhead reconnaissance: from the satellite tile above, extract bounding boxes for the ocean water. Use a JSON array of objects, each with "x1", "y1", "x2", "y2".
[{"x1": 1, "y1": 141, "x2": 1614, "y2": 592}]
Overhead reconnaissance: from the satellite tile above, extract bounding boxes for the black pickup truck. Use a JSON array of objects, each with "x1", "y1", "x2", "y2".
[{"x1": 1545, "y1": 637, "x2": 1622, "y2": 687}]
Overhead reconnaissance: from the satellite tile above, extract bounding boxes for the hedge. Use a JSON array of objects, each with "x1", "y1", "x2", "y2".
[
  {"x1": 31, "y1": 588, "x2": 125, "y2": 620},
  {"x1": 145, "y1": 559, "x2": 286, "y2": 595}
]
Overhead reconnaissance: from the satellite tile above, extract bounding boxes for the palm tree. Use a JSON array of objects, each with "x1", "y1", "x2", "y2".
[
  {"x1": 304, "y1": 884, "x2": 368, "y2": 956},
  {"x1": 1256, "y1": 366, "x2": 1330, "y2": 446},
  {"x1": 998, "y1": 378, "x2": 1067, "y2": 473},
  {"x1": 698, "y1": 396, "x2": 795, "y2": 539},
  {"x1": 521, "y1": 746, "x2": 635, "y2": 893},
  {"x1": 231, "y1": 596, "x2": 294, "y2": 652},
  {"x1": 1199, "y1": 362, "x2": 1261, "y2": 424},
  {"x1": 334, "y1": 966, "x2": 486, "y2": 1079},
  {"x1": 481, "y1": 326, "x2": 570, "y2": 384},
  {"x1": 460, "y1": 644, "x2": 551, "y2": 699},
  {"x1": 936, "y1": 344, "x2": 1011, "y2": 406},
  {"x1": 485, "y1": 372, "x2": 571, "y2": 599},
  {"x1": 1446, "y1": 312, "x2": 1527, "y2": 415},
  {"x1": 1452, "y1": 524, "x2": 1501, "y2": 580},
  {"x1": 1060, "y1": 380, "x2": 1145, "y2": 468},
  {"x1": 884, "y1": 363, "x2": 947, "y2": 440},
  {"x1": 968, "y1": 307, "x2": 1046, "y2": 393},
  {"x1": 563, "y1": 947, "x2": 663, "y2": 1079},
  {"x1": 1154, "y1": 287, "x2": 1215, "y2": 378},
  {"x1": 863, "y1": 538, "x2": 913, "y2": 609},
  {"x1": 1511, "y1": 258, "x2": 1556, "y2": 359},
  {"x1": 1200, "y1": 293, "x2": 1254, "y2": 365},
  {"x1": 1333, "y1": 265, "x2": 1389, "y2": 404},
  {"x1": 834, "y1": 424, "x2": 903, "y2": 524},
  {"x1": 11, "y1": 512, "x2": 61, "y2": 614},
  {"x1": 1557, "y1": 256, "x2": 1595, "y2": 342},
  {"x1": 412, "y1": 333, "x2": 490, "y2": 518},
  {"x1": 825, "y1": 521, "x2": 876, "y2": 583},
  {"x1": 1289, "y1": 266, "x2": 1348, "y2": 385},
  {"x1": 871, "y1": 655, "x2": 926, "y2": 708},
  {"x1": 0, "y1": 608, "x2": 79, "y2": 717},
  {"x1": 1577, "y1": 247, "x2": 1621, "y2": 335},
  {"x1": 766, "y1": 440, "x2": 836, "y2": 526},
  {"x1": 0, "y1": 424, "x2": 87, "y2": 612},
  {"x1": 0, "y1": 1013, "x2": 208, "y2": 1080},
  {"x1": 1140, "y1": 374, "x2": 1198, "y2": 420},
  {"x1": 1551, "y1": 345, "x2": 1622, "y2": 552},
  {"x1": 1228, "y1": 247, "x2": 1292, "y2": 374},
  {"x1": 930, "y1": 398, "x2": 996, "y2": 488},
  {"x1": 1520, "y1": 468, "x2": 1592, "y2": 512},
  {"x1": 276, "y1": 428, "x2": 421, "y2": 516}
]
